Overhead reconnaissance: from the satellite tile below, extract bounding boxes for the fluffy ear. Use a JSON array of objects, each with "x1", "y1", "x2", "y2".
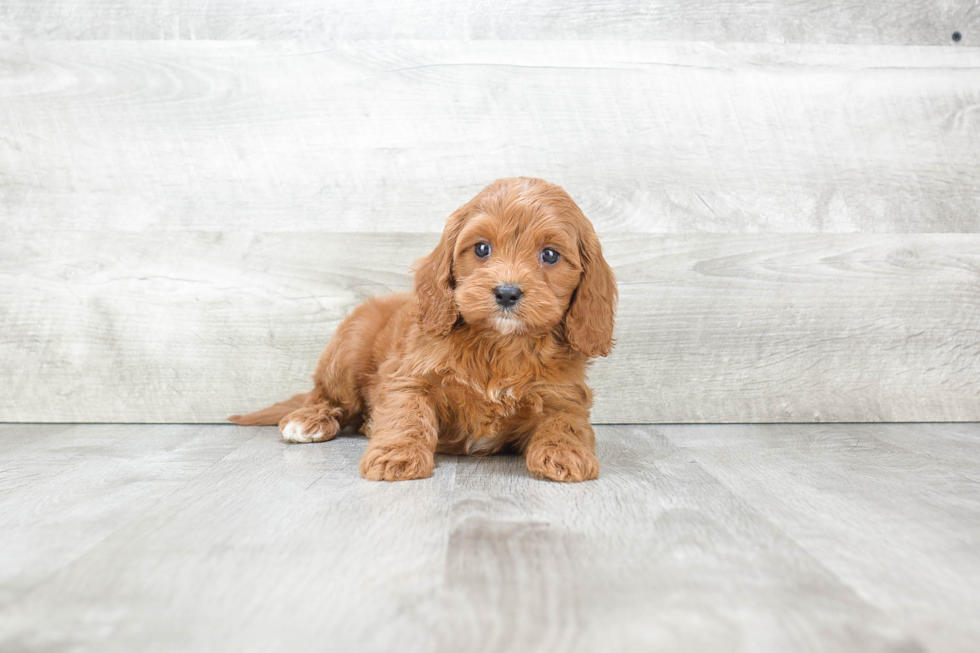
[
  {"x1": 565, "y1": 224, "x2": 617, "y2": 358},
  {"x1": 413, "y1": 209, "x2": 467, "y2": 335}
]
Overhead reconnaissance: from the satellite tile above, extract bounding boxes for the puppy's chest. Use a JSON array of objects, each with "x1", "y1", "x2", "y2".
[
  {"x1": 449, "y1": 370, "x2": 540, "y2": 416},
  {"x1": 439, "y1": 371, "x2": 544, "y2": 453}
]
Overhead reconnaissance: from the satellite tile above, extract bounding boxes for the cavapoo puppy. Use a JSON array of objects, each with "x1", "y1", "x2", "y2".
[{"x1": 230, "y1": 177, "x2": 617, "y2": 482}]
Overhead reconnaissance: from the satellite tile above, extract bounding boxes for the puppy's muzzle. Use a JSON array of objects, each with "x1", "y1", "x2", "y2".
[{"x1": 493, "y1": 284, "x2": 523, "y2": 309}]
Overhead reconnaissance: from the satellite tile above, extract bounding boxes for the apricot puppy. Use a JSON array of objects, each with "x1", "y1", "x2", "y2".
[{"x1": 230, "y1": 177, "x2": 617, "y2": 482}]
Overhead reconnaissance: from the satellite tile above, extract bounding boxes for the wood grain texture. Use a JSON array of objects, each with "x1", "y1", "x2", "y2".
[
  {"x1": 0, "y1": 423, "x2": 246, "y2": 610},
  {"x1": 863, "y1": 423, "x2": 980, "y2": 484},
  {"x1": 2, "y1": 231, "x2": 978, "y2": 423},
  {"x1": 2, "y1": 41, "x2": 980, "y2": 234},
  {"x1": 0, "y1": 0, "x2": 976, "y2": 44},
  {"x1": 661, "y1": 423, "x2": 980, "y2": 653},
  {"x1": 3, "y1": 423, "x2": 979, "y2": 652}
]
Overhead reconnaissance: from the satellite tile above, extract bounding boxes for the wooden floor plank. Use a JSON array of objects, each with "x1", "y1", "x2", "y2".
[
  {"x1": 659, "y1": 423, "x2": 980, "y2": 653},
  {"x1": 3, "y1": 232, "x2": 979, "y2": 423},
  {"x1": 858, "y1": 423, "x2": 980, "y2": 484},
  {"x1": 2, "y1": 424, "x2": 962, "y2": 652},
  {"x1": 0, "y1": 425, "x2": 461, "y2": 653},
  {"x1": 0, "y1": 424, "x2": 249, "y2": 611},
  {"x1": 431, "y1": 427, "x2": 915, "y2": 653},
  {"x1": 2, "y1": 41, "x2": 978, "y2": 234},
  {"x1": 0, "y1": 1, "x2": 974, "y2": 45},
  {"x1": 0, "y1": 423, "x2": 76, "y2": 455}
]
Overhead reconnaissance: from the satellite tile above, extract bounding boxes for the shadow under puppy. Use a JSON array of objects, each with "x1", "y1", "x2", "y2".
[{"x1": 230, "y1": 177, "x2": 617, "y2": 482}]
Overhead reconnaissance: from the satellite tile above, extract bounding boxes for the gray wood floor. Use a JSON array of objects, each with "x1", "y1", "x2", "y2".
[{"x1": 1, "y1": 423, "x2": 978, "y2": 653}]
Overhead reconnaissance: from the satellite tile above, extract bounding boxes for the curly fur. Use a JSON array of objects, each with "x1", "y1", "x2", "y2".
[{"x1": 229, "y1": 177, "x2": 617, "y2": 482}]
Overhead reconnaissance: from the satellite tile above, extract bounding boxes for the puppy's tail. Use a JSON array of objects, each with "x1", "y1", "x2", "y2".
[{"x1": 228, "y1": 392, "x2": 311, "y2": 426}]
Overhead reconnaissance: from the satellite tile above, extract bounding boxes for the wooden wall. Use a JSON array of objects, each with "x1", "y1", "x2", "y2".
[{"x1": 1, "y1": 2, "x2": 978, "y2": 423}]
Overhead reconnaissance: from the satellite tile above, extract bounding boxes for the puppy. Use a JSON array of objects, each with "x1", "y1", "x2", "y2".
[{"x1": 230, "y1": 177, "x2": 617, "y2": 482}]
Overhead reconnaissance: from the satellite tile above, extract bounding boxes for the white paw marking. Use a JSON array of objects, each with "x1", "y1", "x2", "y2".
[{"x1": 281, "y1": 421, "x2": 314, "y2": 443}]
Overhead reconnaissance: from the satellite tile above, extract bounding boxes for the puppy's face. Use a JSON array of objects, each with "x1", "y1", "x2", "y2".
[
  {"x1": 414, "y1": 177, "x2": 617, "y2": 357},
  {"x1": 451, "y1": 206, "x2": 581, "y2": 337}
]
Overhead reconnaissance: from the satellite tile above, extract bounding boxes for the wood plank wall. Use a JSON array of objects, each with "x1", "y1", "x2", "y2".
[{"x1": 1, "y1": 2, "x2": 978, "y2": 423}]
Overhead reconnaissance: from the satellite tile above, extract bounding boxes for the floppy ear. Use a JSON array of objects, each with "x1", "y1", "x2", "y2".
[
  {"x1": 413, "y1": 209, "x2": 467, "y2": 335},
  {"x1": 565, "y1": 225, "x2": 617, "y2": 358}
]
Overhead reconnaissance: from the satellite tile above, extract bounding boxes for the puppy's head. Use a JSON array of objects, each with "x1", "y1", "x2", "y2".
[{"x1": 413, "y1": 177, "x2": 616, "y2": 357}]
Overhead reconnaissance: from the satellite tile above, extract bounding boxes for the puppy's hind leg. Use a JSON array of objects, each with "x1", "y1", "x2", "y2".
[
  {"x1": 278, "y1": 346, "x2": 363, "y2": 444},
  {"x1": 277, "y1": 293, "x2": 391, "y2": 444},
  {"x1": 278, "y1": 394, "x2": 345, "y2": 444}
]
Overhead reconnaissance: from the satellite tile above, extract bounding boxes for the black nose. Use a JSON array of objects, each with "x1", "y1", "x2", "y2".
[{"x1": 494, "y1": 284, "x2": 523, "y2": 308}]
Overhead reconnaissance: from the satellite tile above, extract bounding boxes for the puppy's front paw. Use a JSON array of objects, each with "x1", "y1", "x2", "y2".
[
  {"x1": 360, "y1": 441, "x2": 434, "y2": 481},
  {"x1": 526, "y1": 443, "x2": 599, "y2": 482}
]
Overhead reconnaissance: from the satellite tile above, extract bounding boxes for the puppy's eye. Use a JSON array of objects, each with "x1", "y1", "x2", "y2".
[
  {"x1": 540, "y1": 248, "x2": 561, "y2": 265},
  {"x1": 474, "y1": 242, "x2": 491, "y2": 259}
]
